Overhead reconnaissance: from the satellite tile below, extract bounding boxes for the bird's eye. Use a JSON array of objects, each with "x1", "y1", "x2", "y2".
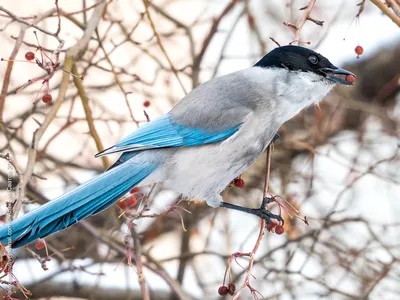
[{"x1": 308, "y1": 55, "x2": 318, "y2": 65}]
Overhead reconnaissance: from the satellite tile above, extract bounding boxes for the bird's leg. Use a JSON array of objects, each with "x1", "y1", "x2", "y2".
[
  {"x1": 220, "y1": 196, "x2": 284, "y2": 225},
  {"x1": 220, "y1": 133, "x2": 282, "y2": 224}
]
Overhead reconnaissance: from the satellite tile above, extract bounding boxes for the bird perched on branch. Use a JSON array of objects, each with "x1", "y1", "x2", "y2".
[{"x1": 0, "y1": 46, "x2": 354, "y2": 248}]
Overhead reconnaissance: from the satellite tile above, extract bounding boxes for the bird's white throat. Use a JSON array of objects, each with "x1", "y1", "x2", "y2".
[{"x1": 243, "y1": 67, "x2": 335, "y2": 123}]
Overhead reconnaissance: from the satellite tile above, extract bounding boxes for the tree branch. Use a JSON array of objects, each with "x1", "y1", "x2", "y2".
[
  {"x1": 370, "y1": 0, "x2": 400, "y2": 27},
  {"x1": 72, "y1": 63, "x2": 110, "y2": 169},
  {"x1": 293, "y1": 0, "x2": 317, "y2": 44}
]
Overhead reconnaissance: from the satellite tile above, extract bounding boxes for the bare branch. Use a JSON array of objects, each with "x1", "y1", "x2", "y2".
[{"x1": 293, "y1": 0, "x2": 318, "y2": 44}]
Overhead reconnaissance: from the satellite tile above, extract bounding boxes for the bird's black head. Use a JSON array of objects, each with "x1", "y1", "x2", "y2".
[{"x1": 254, "y1": 45, "x2": 355, "y2": 85}]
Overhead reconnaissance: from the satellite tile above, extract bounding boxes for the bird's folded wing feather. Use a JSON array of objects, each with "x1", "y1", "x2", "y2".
[
  {"x1": 95, "y1": 115, "x2": 241, "y2": 157},
  {"x1": 96, "y1": 71, "x2": 253, "y2": 157}
]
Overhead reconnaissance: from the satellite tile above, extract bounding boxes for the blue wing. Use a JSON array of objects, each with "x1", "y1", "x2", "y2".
[{"x1": 96, "y1": 114, "x2": 241, "y2": 157}]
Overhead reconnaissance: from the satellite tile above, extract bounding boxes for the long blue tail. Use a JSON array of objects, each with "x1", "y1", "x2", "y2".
[{"x1": 0, "y1": 158, "x2": 157, "y2": 248}]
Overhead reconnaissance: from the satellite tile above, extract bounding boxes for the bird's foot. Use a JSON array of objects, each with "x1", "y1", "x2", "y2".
[
  {"x1": 251, "y1": 196, "x2": 284, "y2": 226},
  {"x1": 219, "y1": 196, "x2": 284, "y2": 226}
]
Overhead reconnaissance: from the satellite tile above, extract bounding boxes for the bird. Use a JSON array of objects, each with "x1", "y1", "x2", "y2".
[{"x1": 0, "y1": 45, "x2": 354, "y2": 248}]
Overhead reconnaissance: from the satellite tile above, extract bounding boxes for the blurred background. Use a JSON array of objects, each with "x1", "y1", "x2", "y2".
[{"x1": 0, "y1": 0, "x2": 399, "y2": 299}]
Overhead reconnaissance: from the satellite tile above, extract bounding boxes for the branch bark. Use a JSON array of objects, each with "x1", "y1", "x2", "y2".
[
  {"x1": 370, "y1": 0, "x2": 400, "y2": 27},
  {"x1": 72, "y1": 63, "x2": 110, "y2": 169},
  {"x1": 24, "y1": 281, "x2": 174, "y2": 300},
  {"x1": 293, "y1": 0, "x2": 317, "y2": 44}
]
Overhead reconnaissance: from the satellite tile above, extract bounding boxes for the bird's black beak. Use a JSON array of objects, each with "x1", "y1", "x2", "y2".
[{"x1": 320, "y1": 67, "x2": 355, "y2": 85}]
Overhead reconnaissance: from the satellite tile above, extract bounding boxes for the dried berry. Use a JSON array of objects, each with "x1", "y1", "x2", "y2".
[
  {"x1": 25, "y1": 51, "x2": 35, "y2": 61},
  {"x1": 218, "y1": 285, "x2": 229, "y2": 295},
  {"x1": 228, "y1": 283, "x2": 236, "y2": 295},
  {"x1": 275, "y1": 225, "x2": 284, "y2": 235},
  {"x1": 143, "y1": 100, "x2": 150, "y2": 107},
  {"x1": 233, "y1": 178, "x2": 244, "y2": 189},
  {"x1": 42, "y1": 93, "x2": 52, "y2": 103},
  {"x1": 266, "y1": 221, "x2": 278, "y2": 232}
]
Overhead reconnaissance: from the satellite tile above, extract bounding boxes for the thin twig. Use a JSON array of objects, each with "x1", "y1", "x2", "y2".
[
  {"x1": 293, "y1": 0, "x2": 317, "y2": 44},
  {"x1": 0, "y1": 8, "x2": 59, "y2": 122},
  {"x1": 72, "y1": 63, "x2": 110, "y2": 168},
  {"x1": 192, "y1": 0, "x2": 237, "y2": 87},
  {"x1": 269, "y1": 37, "x2": 281, "y2": 47},
  {"x1": 131, "y1": 226, "x2": 151, "y2": 300},
  {"x1": 232, "y1": 144, "x2": 273, "y2": 299},
  {"x1": 54, "y1": 0, "x2": 62, "y2": 36},
  {"x1": 95, "y1": 30, "x2": 138, "y2": 124},
  {"x1": 20, "y1": 1, "x2": 107, "y2": 218},
  {"x1": 0, "y1": 6, "x2": 63, "y2": 43},
  {"x1": 142, "y1": 0, "x2": 187, "y2": 95},
  {"x1": 0, "y1": 26, "x2": 26, "y2": 123}
]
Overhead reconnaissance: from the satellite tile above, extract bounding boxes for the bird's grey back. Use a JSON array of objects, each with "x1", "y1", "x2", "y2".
[{"x1": 169, "y1": 70, "x2": 270, "y2": 132}]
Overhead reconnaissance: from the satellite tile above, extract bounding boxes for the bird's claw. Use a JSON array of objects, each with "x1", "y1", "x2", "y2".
[
  {"x1": 254, "y1": 196, "x2": 284, "y2": 226},
  {"x1": 254, "y1": 208, "x2": 284, "y2": 226}
]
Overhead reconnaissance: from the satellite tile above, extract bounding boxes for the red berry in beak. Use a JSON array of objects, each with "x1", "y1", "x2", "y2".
[{"x1": 345, "y1": 74, "x2": 355, "y2": 84}]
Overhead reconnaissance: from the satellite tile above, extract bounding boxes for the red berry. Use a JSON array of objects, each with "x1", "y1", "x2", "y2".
[
  {"x1": 218, "y1": 286, "x2": 229, "y2": 295},
  {"x1": 42, "y1": 93, "x2": 52, "y2": 103},
  {"x1": 266, "y1": 221, "x2": 278, "y2": 232},
  {"x1": 345, "y1": 74, "x2": 355, "y2": 84},
  {"x1": 130, "y1": 187, "x2": 140, "y2": 194},
  {"x1": 35, "y1": 239, "x2": 45, "y2": 250},
  {"x1": 355, "y1": 45, "x2": 363, "y2": 57},
  {"x1": 143, "y1": 100, "x2": 150, "y2": 107},
  {"x1": 127, "y1": 196, "x2": 137, "y2": 208},
  {"x1": 228, "y1": 283, "x2": 236, "y2": 295},
  {"x1": 117, "y1": 196, "x2": 137, "y2": 210},
  {"x1": 233, "y1": 178, "x2": 244, "y2": 189},
  {"x1": 117, "y1": 199, "x2": 127, "y2": 210},
  {"x1": 25, "y1": 51, "x2": 35, "y2": 61},
  {"x1": 275, "y1": 225, "x2": 284, "y2": 235}
]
